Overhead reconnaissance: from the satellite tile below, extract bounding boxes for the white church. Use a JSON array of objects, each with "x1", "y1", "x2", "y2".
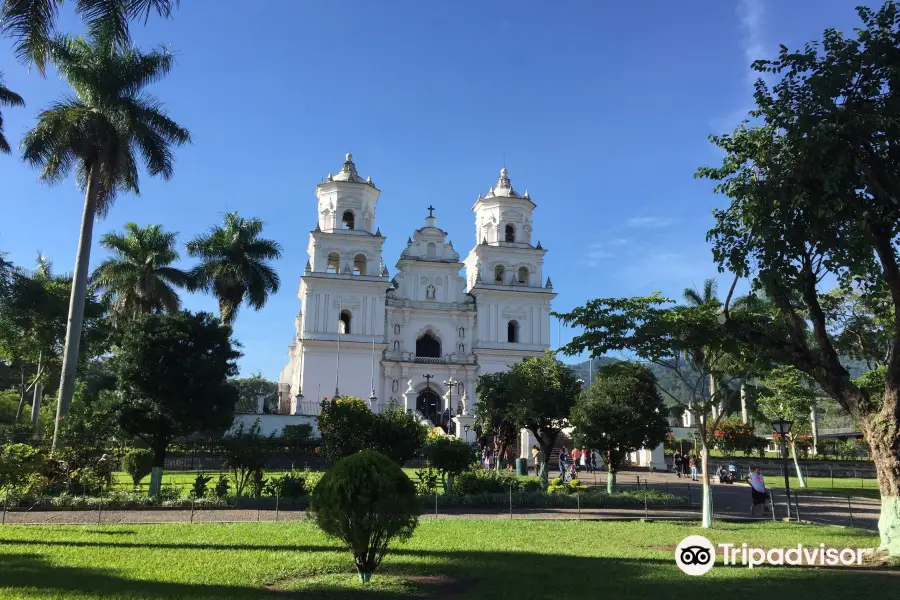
[{"x1": 276, "y1": 153, "x2": 555, "y2": 428}]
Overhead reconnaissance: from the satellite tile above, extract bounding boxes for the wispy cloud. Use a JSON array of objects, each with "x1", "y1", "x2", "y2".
[
  {"x1": 737, "y1": 0, "x2": 767, "y2": 86},
  {"x1": 708, "y1": 0, "x2": 770, "y2": 135},
  {"x1": 626, "y1": 216, "x2": 678, "y2": 229}
]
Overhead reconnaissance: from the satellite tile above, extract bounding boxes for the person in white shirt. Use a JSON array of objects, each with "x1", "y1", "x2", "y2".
[{"x1": 749, "y1": 467, "x2": 770, "y2": 516}]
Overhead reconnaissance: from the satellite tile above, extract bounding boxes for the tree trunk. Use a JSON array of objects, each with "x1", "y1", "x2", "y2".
[
  {"x1": 607, "y1": 465, "x2": 617, "y2": 494},
  {"x1": 152, "y1": 439, "x2": 168, "y2": 469},
  {"x1": 51, "y1": 168, "x2": 99, "y2": 453},
  {"x1": 789, "y1": 440, "x2": 807, "y2": 488},
  {"x1": 700, "y1": 442, "x2": 713, "y2": 528},
  {"x1": 30, "y1": 351, "x2": 43, "y2": 438},
  {"x1": 740, "y1": 382, "x2": 749, "y2": 424},
  {"x1": 861, "y1": 412, "x2": 900, "y2": 556},
  {"x1": 15, "y1": 365, "x2": 26, "y2": 423}
]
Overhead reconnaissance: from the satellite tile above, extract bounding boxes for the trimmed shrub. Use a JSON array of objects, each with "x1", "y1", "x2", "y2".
[
  {"x1": 452, "y1": 468, "x2": 520, "y2": 495},
  {"x1": 424, "y1": 436, "x2": 476, "y2": 494},
  {"x1": 265, "y1": 470, "x2": 307, "y2": 499},
  {"x1": 121, "y1": 449, "x2": 154, "y2": 487},
  {"x1": 309, "y1": 450, "x2": 418, "y2": 583},
  {"x1": 316, "y1": 397, "x2": 374, "y2": 461}
]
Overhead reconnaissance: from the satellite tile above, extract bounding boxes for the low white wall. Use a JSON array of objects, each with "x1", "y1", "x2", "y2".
[{"x1": 232, "y1": 414, "x2": 319, "y2": 438}]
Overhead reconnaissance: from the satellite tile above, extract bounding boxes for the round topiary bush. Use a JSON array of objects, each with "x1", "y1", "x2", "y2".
[
  {"x1": 309, "y1": 450, "x2": 418, "y2": 582},
  {"x1": 121, "y1": 448, "x2": 154, "y2": 487}
]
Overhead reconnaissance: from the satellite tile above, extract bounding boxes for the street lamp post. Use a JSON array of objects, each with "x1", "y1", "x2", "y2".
[
  {"x1": 444, "y1": 377, "x2": 458, "y2": 435},
  {"x1": 772, "y1": 418, "x2": 794, "y2": 521},
  {"x1": 464, "y1": 424, "x2": 471, "y2": 443},
  {"x1": 423, "y1": 373, "x2": 434, "y2": 424}
]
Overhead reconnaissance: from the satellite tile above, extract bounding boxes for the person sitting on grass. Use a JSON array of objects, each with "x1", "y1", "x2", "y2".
[{"x1": 749, "y1": 466, "x2": 770, "y2": 516}]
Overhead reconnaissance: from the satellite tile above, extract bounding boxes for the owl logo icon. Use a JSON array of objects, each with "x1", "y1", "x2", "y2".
[{"x1": 675, "y1": 535, "x2": 716, "y2": 576}]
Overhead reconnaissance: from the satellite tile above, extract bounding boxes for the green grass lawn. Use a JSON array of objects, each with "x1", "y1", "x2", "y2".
[
  {"x1": 0, "y1": 520, "x2": 894, "y2": 599},
  {"x1": 765, "y1": 476, "x2": 882, "y2": 500}
]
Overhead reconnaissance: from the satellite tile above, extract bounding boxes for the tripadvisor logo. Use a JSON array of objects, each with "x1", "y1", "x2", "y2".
[
  {"x1": 675, "y1": 535, "x2": 716, "y2": 576},
  {"x1": 674, "y1": 535, "x2": 871, "y2": 576}
]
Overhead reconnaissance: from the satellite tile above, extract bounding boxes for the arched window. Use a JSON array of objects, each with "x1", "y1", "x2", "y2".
[
  {"x1": 341, "y1": 210, "x2": 355, "y2": 230},
  {"x1": 458, "y1": 343, "x2": 464, "y2": 354},
  {"x1": 426, "y1": 242, "x2": 437, "y2": 258},
  {"x1": 339, "y1": 310, "x2": 351, "y2": 334},
  {"x1": 507, "y1": 320, "x2": 519, "y2": 343},
  {"x1": 353, "y1": 254, "x2": 367, "y2": 275},
  {"x1": 494, "y1": 265, "x2": 505, "y2": 283},
  {"x1": 505, "y1": 224, "x2": 515, "y2": 242},
  {"x1": 393, "y1": 340, "x2": 400, "y2": 351},
  {"x1": 517, "y1": 267, "x2": 529, "y2": 284},
  {"x1": 327, "y1": 252, "x2": 340, "y2": 274},
  {"x1": 416, "y1": 333, "x2": 441, "y2": 358}
]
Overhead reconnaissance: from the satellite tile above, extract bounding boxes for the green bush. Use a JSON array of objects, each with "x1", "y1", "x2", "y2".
[
  {"x1": 520, "y1": 476, "x2": 543, "y2": 492},
  {"x1": 0, "y1": 443, "x2": 44, "y2": 494},
  {"x1": 250, "y1": 470, "x2": 267, "y2": 499},
  {"x1": 265, "y1": 470, "x2": 307, "y2": 499},
  {"x1": 371, "y1": 407, "x2": 428, "y2": 466},
  {"x1": 452, "y1": 468, "x2": 520, "y2": 495},
  {"x1": 282, "y1": 423, "x2": 313, "y2": 445},
  {"x1": 316, "y1": 397, "x2": 374, "y2": 461},
  {"x1": 547, "y1": 479, "x2": 589, "y2": 495},
  {"x1": 121, "y1": 449, "x2": 154, "y2": 487},
  {"x1": 221, "y1": 419, "x2": 274, "y2": 497},
  {"x1": 424, "y1": 436, "x2": 476, "y2": 494},
  {"x1": 413, "y1": 466, "x2": 439, "y2": 495},
  {"x1": 309, "y1": 450, "x2": 418, "y2": 583},
  {"x1": 213, "y1": 474, "x2": 230, "y2": 499},
  {"x1": 191, "y1": 473, "x2": 212, "y2": 499}
]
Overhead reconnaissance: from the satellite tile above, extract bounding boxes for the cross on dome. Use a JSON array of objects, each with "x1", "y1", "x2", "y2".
[{"x1": 427, "y1": 205, "x2": 435, "y2": 217}]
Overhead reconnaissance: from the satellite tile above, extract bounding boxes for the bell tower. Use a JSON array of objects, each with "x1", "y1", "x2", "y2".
[{"x1": 464, "y1": 168, "x2": 555, "y2": 368}]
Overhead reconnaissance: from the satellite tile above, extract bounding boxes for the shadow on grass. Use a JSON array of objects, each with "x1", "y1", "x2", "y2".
[{"x1": 2, "y1": 544, "x2": 899, "y2": 599}]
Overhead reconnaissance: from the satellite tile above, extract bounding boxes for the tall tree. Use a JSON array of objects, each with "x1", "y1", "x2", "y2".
[
  {"x1": 92, "y1": 222, "x2": 188, "y2": 318},
  {"x1": 20, "y1": 34, "x2": 190, "y2": 451},
  {"x1": 228, "y1": 372, "x2": 278, "y2": 413},
  {"x1": 757, "y1": 366, "x2": 816, "y2": 488},
  {"x1": 569, "y1": 362, "x2": 670, "y2": 494},
  {"x1": 112, "y1": 311, "x2": 240, "y2": 467},
  {"x1": 696, "y1": 2, "x2": 900, "y2": 553},
  {"x1": 0, "y1": 71, "x2": 24, "y2": 153},
  {"x1": 0, "y1": 0, "x2": 179, "y2": 75},
  {"x1": 555, "y1": 294, "x2": 737, "y2": 528},
  {"x1": 0, "y1": 254, "x2": 107, "y2": 432},
  {"x1": 187, "y1": 212, "x2": 283, "y2": 325},
  {"x1": 475, "y1": 351, "x2": 582, "y2": 489},
  {"x1": 473, "y1": 371, "x2": 518, "y2": 470}
]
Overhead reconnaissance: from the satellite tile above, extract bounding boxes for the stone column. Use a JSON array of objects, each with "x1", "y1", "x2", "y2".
[{"x1": 452, "y1": 414, "x2": 475, "y2": 441}]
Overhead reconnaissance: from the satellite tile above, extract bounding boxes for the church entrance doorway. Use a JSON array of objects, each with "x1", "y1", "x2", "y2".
[{"x1": 415, "y1": 388, "x2": 442, "y2": 427}]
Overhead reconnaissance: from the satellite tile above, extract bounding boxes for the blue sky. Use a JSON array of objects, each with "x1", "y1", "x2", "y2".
[{"x1": 0, "y1": 0, "x2": 868, "y2": 378}]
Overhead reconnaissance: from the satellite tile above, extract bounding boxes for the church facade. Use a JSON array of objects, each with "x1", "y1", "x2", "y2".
[{"x1": 277, "y1": 154, "x2": 556, "y2": 427}]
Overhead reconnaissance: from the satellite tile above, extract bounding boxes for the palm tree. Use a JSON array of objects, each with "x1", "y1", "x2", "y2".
[
  {"x1": 187, "y1": 213, "x2": 283, "y2": 325},
  {"x1": 683, "y1": 278, "x2": 720, "y2": 309},
  {"x1": 0, "y1": 71, "x2": 25, "y2": 153},
  {"x1": 21, "y1": 34, "x2": 190, "y2": 451},
  {"x1": 1, "y1": 0, "x2": 178, "y2": 74},
  {"x1": 92, "y1": 223, "x2": 188, "y2": 318}
]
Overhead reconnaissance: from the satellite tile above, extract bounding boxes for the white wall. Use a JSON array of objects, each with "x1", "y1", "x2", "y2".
[{"x1": 232, "y1": 414, "x2": 319, "y2": 438}]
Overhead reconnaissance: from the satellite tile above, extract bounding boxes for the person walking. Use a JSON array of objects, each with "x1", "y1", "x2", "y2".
[
  {"x1": 689, "y1": 455, "x2": 698, "y2": 481},
  {"x1": 570, "y1": 446, "x2": 581, "y2": 473},
  {"x1": 532, "y1": 444, "x2": 541, "y2": 477},
  {"x1": 580, "y1": 446, "x2": 588, "y2": 473},
  {"x1": 589, "y1": 449, "x2": 597, "y2": 474},
  {"x1": 558, "y1": 445, "x2": 568, "y2": 480},
  {"x1": 673, "y1": 452, "x2": 683, "y2": 478},
  {"x1": 749, "y1": 467, "x2": 770, "y2": 516}
]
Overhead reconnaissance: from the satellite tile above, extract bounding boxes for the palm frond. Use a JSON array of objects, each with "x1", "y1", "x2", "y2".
[{"x1": 0, "y1": 0, "x2": 60, "y2": 74}]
